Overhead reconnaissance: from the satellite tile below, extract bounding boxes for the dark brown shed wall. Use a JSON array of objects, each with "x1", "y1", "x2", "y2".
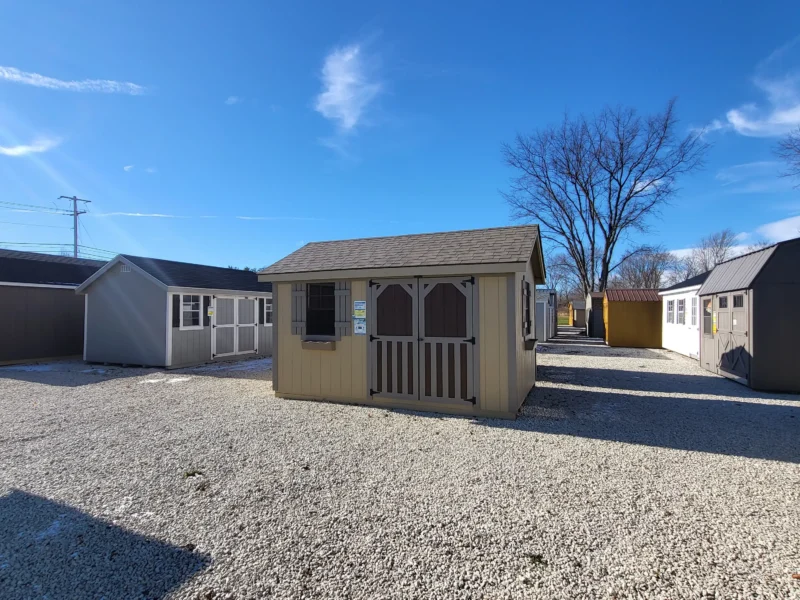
[{"x1": 0, "y1": 286, "x2": 85, "y2": 362}]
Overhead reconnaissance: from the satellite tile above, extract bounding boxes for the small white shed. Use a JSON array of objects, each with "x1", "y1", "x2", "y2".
[{"x1": 658, "y1": 272, "x2": 709, "y2": 359}]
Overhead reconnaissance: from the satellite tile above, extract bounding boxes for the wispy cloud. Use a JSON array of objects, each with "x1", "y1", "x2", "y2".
[
  {"x1": 700, "y1": 36, "x2": 800, "y2": 137},
  {"x1": 236, "y1": 216, "x2": 325, "y2": 221},
  {"x1": 92, "y1": 212, "x2": 186, "y2": 218},
  {"x1": 314, "y1": 44, "x2": 382, "y2": 132},
  {"x1": 756, "y1": 215, "x2": 800, "y2": 242},
  {"x1": 225, "y1": 96, "x2": 242, "y2": 105},
  {"x1": 0, "y1": 66, "x2": 146, "y2": 95},
  {"x1": 123, "y1": 165, "x2": 134, "y2": 172},
  {"x1": 713, "y1": 160, "x2": 794, "y2": 193},
  {"x1": 145, "y1": 167, "x2": 157, "y2": 174},
  {"x1": 0, "y1": 136, "x2": 61, "y2": 156}
]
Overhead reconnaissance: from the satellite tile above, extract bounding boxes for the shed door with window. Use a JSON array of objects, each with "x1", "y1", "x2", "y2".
[
  {"x1": 369, "y1": 277, "x2": 475, "y2": 405},
  {"x1": 717, "y1": 292, "x2": 750, "y2": 382}
]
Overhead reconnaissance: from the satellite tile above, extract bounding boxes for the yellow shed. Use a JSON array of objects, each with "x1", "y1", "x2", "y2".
[
  {"x1": 603, "y1": 288, "x2": 663, "y2": 348},
  {"x1": 258, "y1": 225, "x2": 546, "y2": 419}
]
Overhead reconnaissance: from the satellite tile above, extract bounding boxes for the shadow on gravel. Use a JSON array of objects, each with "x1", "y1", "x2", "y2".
[
  {"x1": 539, "y1": 365, "x2": 797, "y2": 399},
  {"x1": 0, "y1": 490, "x2": 209, "y2": 599},
  {"x1": 537, "y1": 344, "x2": 668, "y2": 359},
  {"x1": 478, "y1": 379, "x2": 800, "y2": 463}
]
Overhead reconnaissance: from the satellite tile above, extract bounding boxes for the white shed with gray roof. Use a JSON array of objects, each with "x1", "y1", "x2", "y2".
[{"x1": 76, "y1": 255, "x2": 272, "y2": 368}]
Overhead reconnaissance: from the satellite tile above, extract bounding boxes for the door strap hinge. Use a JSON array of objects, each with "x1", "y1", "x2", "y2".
[
  {"x1": 370, "y1": 335, "x2": 380, "y2": 342},
  {"x1": 368, "y1": 279, "x2": 377, "y2": 287},
  {"x1": 462, "y1": 276, "x2": 475, "y2": 285},
  {"x1": 464, "y1": 397, "x2": 477, "y2": 405},
  {"x1": 463, "y1": 336, "x2": 476, "y2": 345},
  {"x1": 369, "y1": 388, "x2": 377, "y2": 396}
]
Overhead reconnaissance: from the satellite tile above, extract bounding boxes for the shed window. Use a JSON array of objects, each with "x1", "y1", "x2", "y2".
[
  {"x1": 733, "y1": 294, "x2": 744, "y2": 308},
  {"x1": 691, "y1": 297, "x2": 697, "y2": 326},
  {"x1": 180, "y1": 294, "x2": 202, "y2": 330},
  {"x1": 677, "y1": 299, "x2": 685, "y2": 325},
  {"x1": 718, "y1": 296, "x2": 728, "y2": 309},
  {"x1": 666, "y1": 300, "x2": 674, "y2": 324},
  {"x1": 306, "y1": 283, "x2": 335, "y2": 336},
  {"x1": 703, "y1": 298, "x2": 712, "y2": 335},
  {"x1": 264, "y1": 297, "x2": 273, "y2": 324}
]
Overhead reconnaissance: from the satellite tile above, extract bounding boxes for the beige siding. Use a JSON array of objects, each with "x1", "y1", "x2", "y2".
[
  {"x1": 515, "y1": 269, "x2": 536, "y2": 411},
  {"x1": 276, "y1": 280, "x2": 368, "y2": 401},
  {"x1": 477, "y1": 275, "x2": 509, "y2": 413}
]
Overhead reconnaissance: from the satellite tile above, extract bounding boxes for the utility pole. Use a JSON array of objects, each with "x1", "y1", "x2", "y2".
[{"x1": 59, "y1": 196, "x2": 91, "y2": 257}]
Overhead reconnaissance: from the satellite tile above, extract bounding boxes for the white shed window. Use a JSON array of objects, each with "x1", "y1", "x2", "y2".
[
  {"x1": 264, "y1": 297, "x2": 273, "y2": 324},
  {"x1": 691, "y1": 297, "x2": 698, "y2": 326},
  {"x1": 180, "y1": 294, "x2": 202, "y2": 330},
  {"x1": 677, "y1": 299, "x2": 686, "y2": 325},
  {"x1": 666, "y1": 300, "x2": 675, "y2": 324}
]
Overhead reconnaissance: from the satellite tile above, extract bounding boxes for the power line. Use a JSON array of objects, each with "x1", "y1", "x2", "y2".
[
  {"x1": 0, "y1": 201, "x2": 72, "y2": 215},
  {"x1": 0, "y1": 220, "x2": 72, "y2": 229}
]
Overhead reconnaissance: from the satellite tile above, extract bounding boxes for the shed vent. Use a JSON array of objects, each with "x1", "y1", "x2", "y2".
[{"x1": 120, "y1": 264, "x2": 131, "y2": 273}]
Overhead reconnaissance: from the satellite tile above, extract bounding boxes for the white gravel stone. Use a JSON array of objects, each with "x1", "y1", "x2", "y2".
[{"x1": 0, "y1": 344, "x2": 799, "y2": 599}]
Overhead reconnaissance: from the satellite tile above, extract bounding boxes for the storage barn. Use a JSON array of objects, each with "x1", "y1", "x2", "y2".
[
  {"x1": 658, "y1": 272, "x2": 709, "y2": 359},
  {"x1": 0, "y1": 250, "x2": 104, "y2": 364},
  {"x1": 698, "y1": 238, "x2": 800, "y2": 393},
  {"x1": 77, "y1": 255, "x2": 272, "y2": 368},
  {"x1": 258, "y1": 225, "x2": 546, "y2": 419},
  {"x1": 568, "y1": 300, "x2": 586, "y2": 328},
  {"x1": 603, "y1": 289, "x2": 662, "y2": 348},
  {"x1": 586, "y1": 292, "x2": 605, "y2": 338},
  {"x1": 535, "y1": 288, "x2": 557, "y2": 341}
]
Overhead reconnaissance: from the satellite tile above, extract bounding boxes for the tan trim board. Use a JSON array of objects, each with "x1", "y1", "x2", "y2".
[
  {"x1": 259, "y1": 262, "x2": 525, "y2": 283},
  {"x1": 472, "y1": 277, "x2": 481, "y2": 410},
  {"x1": 272, "y1": 283, "x2": 279, "y2": 392},
  {"x1": 506, "y1": 274, "x2": 518, "y2": 414},
  {"x1": 275, "y1": 391, "x2": 517, "y2": 420}
]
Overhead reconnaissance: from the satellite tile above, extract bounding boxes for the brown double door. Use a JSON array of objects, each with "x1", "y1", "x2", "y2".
[{"x1": 369, "y1": 277, "x2": 475, "y2": 405}]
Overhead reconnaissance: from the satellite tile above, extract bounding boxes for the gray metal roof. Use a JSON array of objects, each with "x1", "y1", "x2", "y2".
[
  {"x1": 698, "y1": 245, "x2": 777, "y2": 296},
  {"x1": 259, "y1": 225, "x2": 540, "y2": 276}
]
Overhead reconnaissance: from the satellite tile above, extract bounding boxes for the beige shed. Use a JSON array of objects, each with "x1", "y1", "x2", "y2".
[{"x1": 258, "y1": 225, "x2": 546, "y2": 419}]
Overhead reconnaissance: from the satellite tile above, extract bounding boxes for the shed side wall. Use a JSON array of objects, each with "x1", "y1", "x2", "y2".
[
  {"x1": 514, "y1": 270, "x2": 536, "y2": 412},
  {"x1": 275, "y1": 281, "x2": 368, "y2": 401},
  {"x1": 751, "y1": 284, "x2": 800, "y2": 392},
  {"x1": 85, "y1": 267, "x2": 167, "y2": 366},
  {"x1": 171, "y1": 323, "x2": 211, "y2": 367},
  {"x1": 606, "y1": 301, "x2": 663, "y2": 348},
  {"x1": 0, "y1": 286, "x2": 85, "y2": 362},
  {"x1": 477, "y1": 275, "x2": 510, "y2": 413},
  {"x1": 660, "y1": 290, "x2": 700, "y2": 358}
]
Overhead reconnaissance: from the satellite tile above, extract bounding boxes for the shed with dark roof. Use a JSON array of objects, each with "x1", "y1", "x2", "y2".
[
  {"x1": 258, "y1": 225, "x2": 546, "y2": 419},
  {"x1": 568, "y1": 299, "x2": 586, "y2": 328},
  {"x1": 602, "y1": 288, "x2": 662, "y2": 348},
  {"x1": 0, "y1": 250, "x2": 105, "y2": 364},
  {"x1": 76, "y1": 255, "x2": 272, "y2": 368},
  {"x1": 696, "y1": 237, "x2": 800, "y2": 392}
]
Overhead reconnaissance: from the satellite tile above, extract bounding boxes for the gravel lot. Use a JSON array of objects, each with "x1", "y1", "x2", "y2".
[{"x1": 1, "y1": 334, "x2": 799, "y2": 599}]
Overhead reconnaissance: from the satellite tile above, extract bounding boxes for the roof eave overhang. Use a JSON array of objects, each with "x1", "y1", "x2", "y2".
[
  {"x1": 658, "y1": 285, "x2": 703, "y2": 296},
  {"x1": 258, "y1": 261, "x2": 528, "y2": 283},
  {"x1": 166, "y1": 286, "x2": 272, "y2": 297}
]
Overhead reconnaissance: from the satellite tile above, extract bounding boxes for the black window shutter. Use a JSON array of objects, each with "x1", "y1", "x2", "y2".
[
  {"x1": 172, "y1": 294, "x2": 180, "y2": 328},
  {"x1": 259, "y1": 298, "x2": 265, "y2": 325},
  {"x1": 203, "y1": 296, "x2": 211, "y2": 327}
]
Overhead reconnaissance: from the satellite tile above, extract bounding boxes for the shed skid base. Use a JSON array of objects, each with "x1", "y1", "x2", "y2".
[{"x1": 275, "y1": 392, "x2": 518, "y2": 420}]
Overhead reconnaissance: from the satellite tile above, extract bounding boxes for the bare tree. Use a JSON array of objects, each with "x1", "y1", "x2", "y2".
[
  {"x1": 608, "y1": 246, "x2": 676, "y2": 289},
  {"x1": 776, "y1": 126, "x2": 800, "y2": 183},
  {"x1": 689, "y1": 228, "x2": 738, "y2": 273},
  {"x1": 503, "y1": 99, "x2": 708, "y2": 295}
]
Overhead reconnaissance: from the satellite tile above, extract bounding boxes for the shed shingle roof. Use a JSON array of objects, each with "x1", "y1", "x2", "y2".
[
  {"x1": 259, "y1": 225, "x2": 540, "y2": 276},
  {"x1": 605, "y1": 288, "x2": 662, "y2": 302},
  {"x1": 0, "y1": 249, "x2": 105, "y2": 286},
  {"x1": 122, "y1": 255, "x2": 271, "y2": 293}
]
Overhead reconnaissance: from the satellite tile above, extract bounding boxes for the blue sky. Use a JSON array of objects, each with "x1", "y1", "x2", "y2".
[{"x1": 1, "y1": 1, "x2": 799, "y2": 268}]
